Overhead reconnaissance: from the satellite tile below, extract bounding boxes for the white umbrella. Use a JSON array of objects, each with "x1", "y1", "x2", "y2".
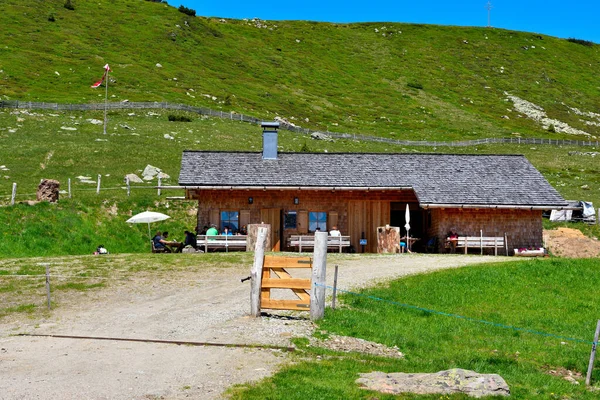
[
  {"x1": 404, "y1": 204, "x2": 411, "y2": 251},
  {"x1": 126, "y1": 211, "x2": 170, "y2": 238}
]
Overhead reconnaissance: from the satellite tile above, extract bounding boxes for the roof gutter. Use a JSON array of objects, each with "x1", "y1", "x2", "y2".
[
  {"x1": 421, "y1": 204, "x2": 570, "y2": 210},
  {"x1": 178, "y1": 185, "x2": 414, "y2": 191}
]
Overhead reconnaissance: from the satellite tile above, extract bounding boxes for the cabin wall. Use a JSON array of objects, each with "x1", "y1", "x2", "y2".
[
  {"x1": 188, "y1": 189, "x2": 417, "y2": 252},
  {"x1": 427, "y1": 208, "x2": 543, "y2": 255}
]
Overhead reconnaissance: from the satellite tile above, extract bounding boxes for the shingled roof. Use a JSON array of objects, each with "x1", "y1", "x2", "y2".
[{"x1": 179, "y1": 151, "x2": 567, "y2": 208}]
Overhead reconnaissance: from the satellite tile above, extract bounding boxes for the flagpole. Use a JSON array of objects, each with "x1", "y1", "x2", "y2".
[{"x1": 103, "y1": 68, "x2": 109, "y2": 135}]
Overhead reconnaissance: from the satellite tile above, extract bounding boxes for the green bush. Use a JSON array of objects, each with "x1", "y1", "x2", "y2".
[
  {"x1": 178, "y1": 5, "x2": 196, "y2": 17},
  {"x1": 407, "y1": 81, "x2": 424, "y2": 90},
  {"x1": 64, "y1": 0, "x2": 75, "y2": 11},
  {"x1": 168, "y1": 114, "x2": 192, "y2": 122},
  {"x1": 567, "y1": 38, "x2": 595, "y2": 47}
]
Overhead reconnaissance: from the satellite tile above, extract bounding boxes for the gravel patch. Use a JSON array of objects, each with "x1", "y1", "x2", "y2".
[{"x1": 0, "y1": 254, "x2": 510, "y2": 399}]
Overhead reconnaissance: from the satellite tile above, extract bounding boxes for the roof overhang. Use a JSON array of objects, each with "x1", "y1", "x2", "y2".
[
  {"x1": 181, "y1": 185, "x2": 414, "y2": 191},
  {"x1": 421, "y1": 203, "x2": 569, "y2": 210}
]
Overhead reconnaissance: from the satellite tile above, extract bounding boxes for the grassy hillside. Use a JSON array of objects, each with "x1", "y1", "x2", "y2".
[
  {"x1": 1, "y1": 0, "x2": 600, "y2": 141},
  {"x1": 1, "y1": 0, "x2": 599, "y2": 257}
]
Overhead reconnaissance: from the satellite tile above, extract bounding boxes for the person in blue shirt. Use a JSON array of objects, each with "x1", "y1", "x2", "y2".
[{"x1": 221, "y1": 226, "x2": 233, "y2": 235}]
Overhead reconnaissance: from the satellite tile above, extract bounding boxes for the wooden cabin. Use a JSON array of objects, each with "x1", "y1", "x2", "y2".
[{"x1": 178, "y1": 123, "x2": 567, "y2": 254}]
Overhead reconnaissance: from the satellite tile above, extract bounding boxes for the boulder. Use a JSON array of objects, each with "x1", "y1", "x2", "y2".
[
  {"x1": 142, "y1": 165, "x2": 161, "y2": 178},
  {"x1": 37, "y1": 179, "x2": 60, "y2": 203},
  {"x1": 310, "y1": 132, "x2": 333, "y2": 141},
  {"x1": 124, "y1": 174, "x2": 144, "y2": 183},
  {"x1": 357, "y1": 368, "x2": 510, "y2": 398}
]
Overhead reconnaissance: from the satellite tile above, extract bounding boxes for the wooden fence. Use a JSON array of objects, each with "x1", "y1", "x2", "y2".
[{"x1": 2, "y1": 100, "x2": 599, "y2": 148}]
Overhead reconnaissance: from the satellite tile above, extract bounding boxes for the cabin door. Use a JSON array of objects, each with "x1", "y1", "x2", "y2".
[{"x1": 260, "y1": 208, "x2": 282, "y2": 251}]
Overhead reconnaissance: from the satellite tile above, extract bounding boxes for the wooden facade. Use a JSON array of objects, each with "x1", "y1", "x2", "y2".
[
  {"x1": 187, "y1": 188, "x2": 418, "y2": 253},
  {"x1": 187, "y1": 187, "x2": 544, "y2": 254}
]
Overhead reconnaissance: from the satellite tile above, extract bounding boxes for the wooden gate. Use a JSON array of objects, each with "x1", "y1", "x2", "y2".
[{"x1": 261, "y1": 255, "x2": 312, "y2": 311}]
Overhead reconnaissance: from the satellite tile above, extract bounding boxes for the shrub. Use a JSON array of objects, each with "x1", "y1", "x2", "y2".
[
  {"x1": 547, "y1": 124, "x2": 556, "y2": 133},
  {"x1": 64, "y1": 0, "x2": 75, "y2": 10},
  {"x1": 168, "y1": 114, "x2": 192, "y2": 122},
  {"x1": 407, "y1": 81, "x2": 424, "y2": 90},
  {"x1": 566, "y1": 38, "x2": 595, "y2": 47},
  {"x1": 300, "y1": 142, "x2": 311, "y2": 152},
  {"x1": 48, "y1": 13, "x2": 56, "y2": 22},
  {"x1": 178, "y1": 5, "x2": 196, "y2": 17}
]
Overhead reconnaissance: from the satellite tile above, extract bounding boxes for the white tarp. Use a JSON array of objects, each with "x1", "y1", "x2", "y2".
[{"x1": 550, "y1": 209, "x2": 572, "y2": 222}]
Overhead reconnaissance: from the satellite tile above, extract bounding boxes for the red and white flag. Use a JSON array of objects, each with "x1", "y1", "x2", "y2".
[{"x1": 91, "y1": 64, "x2": 111, "y2": 88}]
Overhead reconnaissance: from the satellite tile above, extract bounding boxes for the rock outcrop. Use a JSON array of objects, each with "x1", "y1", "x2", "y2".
[{"x1": 357, "y1": 368, "x2": 510, "y2": 398}]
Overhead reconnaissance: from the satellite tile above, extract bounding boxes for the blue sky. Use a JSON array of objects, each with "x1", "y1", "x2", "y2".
[{"x1": 176, "y1": 1, "x2": 599, "y2": 43}]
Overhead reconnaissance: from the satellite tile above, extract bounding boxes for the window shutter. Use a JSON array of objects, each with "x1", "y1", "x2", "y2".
[
  {"x1": 209, "y1": 209, "x2": 220, "y2": 228},
  {"x1": 297, "y1": 210, "x2": 308, "y2": 234},
  {"x1": 240, "y1": 210, "x2": 250, "y2": 227},
  {"x1": 329, "y1": 211, "x2": 338, "y2": 230}
]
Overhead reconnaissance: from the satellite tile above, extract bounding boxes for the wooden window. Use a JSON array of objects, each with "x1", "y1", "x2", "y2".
[
  {"x1": 309, "y1": 211, "x2": 327, "y2": 232},
  {"x1": 220, "y1": 211, "x2": 239, "y2": 232},
  {"x1": 284, "y1": 210, "x2": 297, "y2": 229}
]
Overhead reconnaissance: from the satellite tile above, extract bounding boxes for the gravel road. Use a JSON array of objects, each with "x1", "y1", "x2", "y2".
[{"x1": 0, "y1": 254, "x2": 511, "y2": 400}]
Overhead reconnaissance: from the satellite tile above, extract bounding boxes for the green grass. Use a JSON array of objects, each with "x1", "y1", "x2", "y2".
[
  {"x1": 1, "y1": 1, "x2": 599, "y2": 258},
  {"x1": 1, "y1": 0, "x2": 599, "y2": 141},
  {"x1": 231, "y1": 258, "x2": 600, "y2": 399},
  {"x1": 0, "y1": 108, "x2": 598, "y2": 258}
]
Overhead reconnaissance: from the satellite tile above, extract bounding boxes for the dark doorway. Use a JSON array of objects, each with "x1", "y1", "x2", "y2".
[{"x1": 390, "y1": 202, "x2": 424, "y2": 250}]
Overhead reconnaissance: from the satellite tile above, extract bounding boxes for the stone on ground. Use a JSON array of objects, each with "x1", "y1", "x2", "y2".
[{"x1": 356, "y1": 368, "x2": 510, "y2": 398}]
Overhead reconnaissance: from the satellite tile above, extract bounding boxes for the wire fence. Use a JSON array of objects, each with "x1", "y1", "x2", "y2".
[
  {"x1": 318, "y1": 283, "x2": 595, "y2": 345},
  {"x1": 2, "y1": 100, "x2": 599, "y2": 148}
]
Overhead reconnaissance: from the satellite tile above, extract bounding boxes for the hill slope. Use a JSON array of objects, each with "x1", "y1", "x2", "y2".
[{"x1": 1, "y1": 0, "x2": 600, "y2": 140}]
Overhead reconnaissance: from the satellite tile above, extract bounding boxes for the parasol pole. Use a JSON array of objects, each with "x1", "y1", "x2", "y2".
[
  {"x1": 147, "y1": 222, "x2": 151, "y2": 239},
  {"x1": 103, "y1": 67, "x2": 109, "y2": 135}
]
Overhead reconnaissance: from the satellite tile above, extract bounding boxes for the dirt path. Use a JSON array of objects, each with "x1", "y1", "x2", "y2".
[{"x1": 0, "y1": 254, "x2": 511, "y2": 400}]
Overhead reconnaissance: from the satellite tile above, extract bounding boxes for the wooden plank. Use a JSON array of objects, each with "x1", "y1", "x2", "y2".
[
  {"x1": 262, "y1": 278, "x2": 311, "y2": 290},
  {"x1": 264, "y1": 256, "x2": 312, "y2": 268},
  {"x1": 262, "y1": 299, "x2": 310, "y2": 311},
  {"x1": 270, "y1": 268, "x2": 310, "y2": 302},
  {"x1": 261, "y1": 263, "x2": 271, "y2": 302}
]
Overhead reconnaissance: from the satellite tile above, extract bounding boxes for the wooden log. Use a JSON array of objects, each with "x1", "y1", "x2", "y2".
[
  {"x1": 247, "y1": 223, "x2": 271, "y2": 252},
  {"x1": 310, "y1": 231, "x2": 327, "y2": 320},
  {"x1": 250, "y1": 227, "x2": 267, "y2": 317}
]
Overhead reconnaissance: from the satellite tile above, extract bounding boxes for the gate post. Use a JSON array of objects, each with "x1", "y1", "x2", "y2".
[
  {"x1": 250, "y1": 227, "x2": 268, "y2": 317},
  {"x1": 311, "y1": 231, "x2": 328, "y2": 320}
]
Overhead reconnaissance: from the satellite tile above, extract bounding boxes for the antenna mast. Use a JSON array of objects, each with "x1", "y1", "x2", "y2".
[{"x1": 486, "y1": 1, "x2": 493, "y2": 28}]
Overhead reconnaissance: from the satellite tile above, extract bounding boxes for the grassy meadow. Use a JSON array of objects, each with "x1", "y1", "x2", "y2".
[
  {"x1": 1, "y1": 0, "x2": 600, "y2": 141},
  {"x1": 0, "y1": 108, "x2": 598, "y2": 258},
  {"x1": 231, "y1": 258, "x2": 600, "y2": 399}
]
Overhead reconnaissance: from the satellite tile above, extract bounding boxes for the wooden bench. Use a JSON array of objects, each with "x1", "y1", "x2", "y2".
[
  {"x1": 151, "y1": 240, "x2": 167, "y2": 253},
  {"x1": 197, "y1": 235, "x2": 248, "y2": 252},
  {"x1": 288, "y1": 235, "x2": 351, "y2": 253},
  {"x1": 451, "y1": 233, "x2": 508, "y2": 256}
]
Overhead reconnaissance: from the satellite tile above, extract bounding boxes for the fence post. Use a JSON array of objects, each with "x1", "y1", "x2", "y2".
[
  {"x1": 331, "y1": 265, "x2": 339, "y2": 310},
  {"x1": 126, "y1": 176, "x2": 131, "y2": 196},
  {"x1": 157, "y1": 176, "x2": 162, "y2": 196},
  {"x1": 11, "y1": 182, "x2": 17, "y2": 205},
  {"x1": 68, "y1": 178, "x2": 72, "y2": 198},
  {"x1": 250, "y1": 227, "x2": 267, "y2": 317},
  {"x1": 96, "y1": 174, "x2": 101, "y2": 194},
  {"x1": 311, "y1": 231, "x2": 327, "y2": 320},
  {"x1": 45, "y1": 264, "x2": 51, "y2": 310},
  {"x1": 586, "y1": 320, "x2": 600, "y2": 386}
]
